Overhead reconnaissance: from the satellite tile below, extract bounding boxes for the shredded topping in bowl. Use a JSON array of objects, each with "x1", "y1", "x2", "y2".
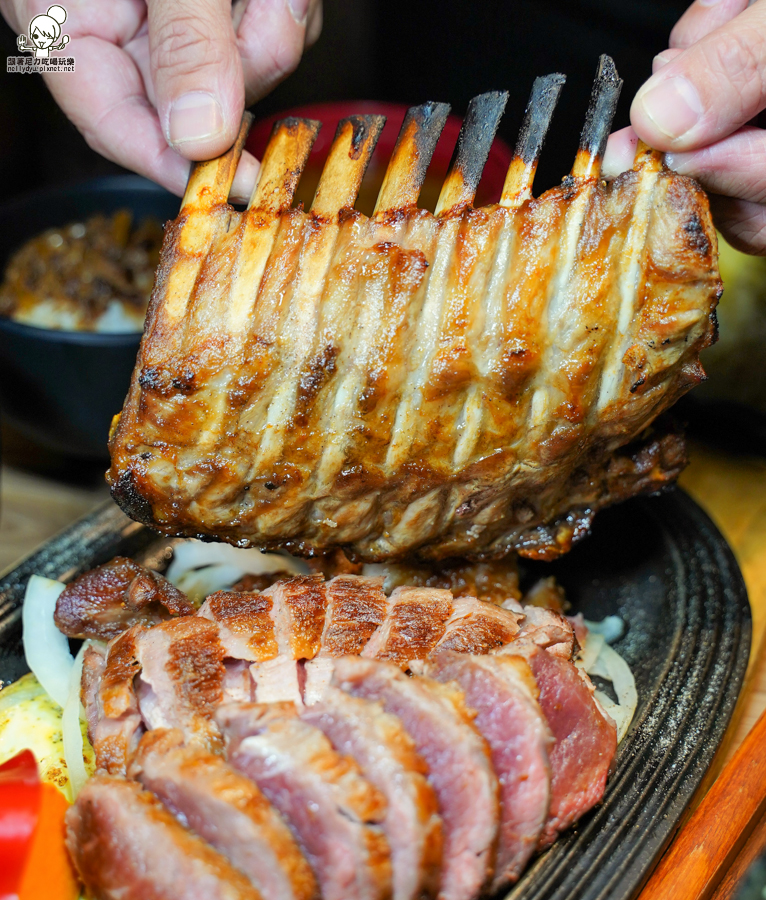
[{"x1": 0, "y1": 210, "x2": 163, "y2": 333}]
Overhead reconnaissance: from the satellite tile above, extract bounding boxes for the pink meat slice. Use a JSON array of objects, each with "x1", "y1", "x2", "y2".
[
  {"x1": 496, "y1": 644, "x2": 617, "y2": 847},
  {"x1": 216, "y1": 701, "x2": 392, "y2": 900},
  {"x1": 132, "y1": 729, "x2": 318, "y2": 900},
  {"x1": 303, "y1": 686, "x2": 443, "y2": 900},
  {"x1": 65, "y1": 774, "x2": 263, "y2": 900},
  {"x1": 332, "y1": 656, "x2": 498, "y2": 900},
  {"x1": 426, "y1": 651, "x2": 552, "y2": 890}
]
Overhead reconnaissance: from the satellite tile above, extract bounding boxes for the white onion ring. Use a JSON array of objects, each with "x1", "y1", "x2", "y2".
[{"x1": 22, "y1": 576, "x2": 72, "y2": 708}]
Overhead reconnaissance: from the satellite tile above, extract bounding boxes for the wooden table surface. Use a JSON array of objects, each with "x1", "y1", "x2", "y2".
[{"x1": 2, "y1": 429, "x2": 766, "y2": 894}]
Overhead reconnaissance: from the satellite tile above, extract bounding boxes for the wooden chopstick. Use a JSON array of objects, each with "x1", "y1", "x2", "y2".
[{"x1": 639, "y1": 704, "x2": 766, "y2": 900}]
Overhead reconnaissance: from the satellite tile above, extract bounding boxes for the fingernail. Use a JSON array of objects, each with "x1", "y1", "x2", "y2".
[
  {"x1": 287, "y1": 0, "x2": 310, "y2": 24},
  {"x1": 168, "y1": 91, "x2": 224, "y2": 146},
  {"x1": 652, "y1": 51, "x2": 674, "y2": 73},
  {"x1": 664, "y1": 152, "x2": 693, "y2": 175},
  {"x1": 698, "y1": 0, "x2": 724, "y2": 6},
  {"x1": 636, "y1": 75, "x2": 703, "y2": 141}
]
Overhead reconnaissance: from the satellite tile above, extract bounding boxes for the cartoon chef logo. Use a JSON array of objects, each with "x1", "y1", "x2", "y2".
[{"x1": 17, "y1": 5, "x2": 70, "y2": 58}]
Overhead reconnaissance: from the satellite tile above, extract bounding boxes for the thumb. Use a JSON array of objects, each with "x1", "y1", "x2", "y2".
[
  {"x1": 149, "y1": 0, "x2": 244, "y2": 161},
  {"x1": 630, "y1": 0, "x2": 766, "y2": 153}
]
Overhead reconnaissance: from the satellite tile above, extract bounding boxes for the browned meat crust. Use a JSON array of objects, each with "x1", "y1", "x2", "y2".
[
  {"x1": 107, "y1": 159, "x2": 718, "y2": 562},
  {"x1": 55, "y1": 557, "x2": 193, "y2": 640}
]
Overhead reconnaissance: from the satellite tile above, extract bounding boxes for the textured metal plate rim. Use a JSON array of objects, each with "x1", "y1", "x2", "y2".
[{"x1": 0, "y1": 490, "x2": 751, "y2": 900}]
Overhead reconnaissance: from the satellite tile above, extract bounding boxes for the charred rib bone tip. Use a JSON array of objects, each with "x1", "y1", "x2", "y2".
[
  {"x1": 576, "y1": 55, "x2": 623, "y2": 174},
  {"x1": 436, "y1": 91, "x2": 509, "y2": 215},
  {"x1": 374, "y1": 102, "x2": 450, "y2": 215},
  {"x1": 515, "y1": 74, "x2": 566, "y2": 166},
  {"x1": 340, "y1": 114, "x2": 387, "y2": 160}
]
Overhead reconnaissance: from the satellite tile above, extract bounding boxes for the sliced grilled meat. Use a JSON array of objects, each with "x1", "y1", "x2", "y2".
[
  {"x1": 426, "y1": 651, "x2": 552, "y2": 890},
  {"x1": 433, "y1": 596, "x2": 521, "y2": 655},
  {"x1": 362, "y1": 586, "x2": 453, "y2": 666},
  {"x1": 132, "y1": 729, "x2": 318, "y2": 900},
  {"x1": 55, "y1": 557, "x2": 193, "y2": 640},
  {"x1": 217, "y1": 701, "x2": 392, "y2": 900},
  {"x1": 511, "y1": 605, "x2": 578, "y2": 660},
  {"x1": 249, "y1": 576, "x2": 326, "y2": 704},
  {"x1": 333, "y1": 656, "x2": 498, "y2": 900},
  {"x1": 303, "y1": 686, "x2": 443, "y2": 900},
  {"x1": 319, "y1": 575, "x2": 389, "y2": 656},
  {"x1": 136, "y1": 617, "x2": 225, "y2": 750},
  {"x1": 496, "y1": 644, "x2": 617, "y2": 847},
  {"x1": 66, "y1": 774, "x2": 263, "y2": 900},
  {"x1": 305, "y1": 574, "x2": 389, "y2": 703},
  {"x1": 199, "y1": 591, "x2": 278, "y2": 662},
  {"x1": 81, "y1": 628, "x2": 144, "y2": 775}
]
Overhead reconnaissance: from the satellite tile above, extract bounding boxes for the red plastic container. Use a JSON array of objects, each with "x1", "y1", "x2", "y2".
[{"x1": 246, "y1": 101, "x2": 513, "y2": 216}]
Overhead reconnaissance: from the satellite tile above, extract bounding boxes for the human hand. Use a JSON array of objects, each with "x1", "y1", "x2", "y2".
[
  {"x1": 0, "y1": 0, "x2": 322, "y2": 202},
  {"x1": 602, "y1": 0, "x2": 766, "y2": 255}
]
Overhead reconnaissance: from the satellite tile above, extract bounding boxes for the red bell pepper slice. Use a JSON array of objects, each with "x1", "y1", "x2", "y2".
[{"x1": 0, "y1": 750, "x2": 42, "y2": 900}]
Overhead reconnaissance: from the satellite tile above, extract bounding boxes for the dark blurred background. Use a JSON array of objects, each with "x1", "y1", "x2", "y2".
[{"x1": 1, "y1": 0, "x2": 690, "y2": 202}]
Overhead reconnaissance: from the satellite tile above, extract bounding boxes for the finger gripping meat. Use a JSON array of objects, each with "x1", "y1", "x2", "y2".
[{"x1": 107, "y1": 57, "x2": 720, "y2": 562}]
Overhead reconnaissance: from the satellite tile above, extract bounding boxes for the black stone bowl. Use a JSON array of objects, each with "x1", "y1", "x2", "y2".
[{"x1": 0, "y1": 175, "x2": 179, "y2": 459}]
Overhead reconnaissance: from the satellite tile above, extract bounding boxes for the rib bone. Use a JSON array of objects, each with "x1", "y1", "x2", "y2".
[
  {"x1": 435, "y1": 91, "x2": 509, "y2": 215},
  {"x1": 501, "y1": 74, "x2": 565, "y2": 208},
  {"x1": 375, "y1": 102, "x2": 451, "y2": 214}
]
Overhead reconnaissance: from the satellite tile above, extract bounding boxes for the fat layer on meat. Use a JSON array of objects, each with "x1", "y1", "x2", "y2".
[
  {"x1": 217, "y1": 701, "x2": 393, "y2": 900},
  {"x1": 303, "y1": 686, "x2": 443, "y2": 900},
  {"x1": 66, "y1": 774, "x2": 263, "y2": 900},
  {"x1": 131, "y1": 729, "x2": 318, "y2": 900},
  {"x1": 333, "y1": 656, "x2": 499, "y2": 900}
]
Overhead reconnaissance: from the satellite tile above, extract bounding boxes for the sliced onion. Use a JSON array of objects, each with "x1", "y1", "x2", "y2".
[
  {"x1": 165, "y1": 539, "x2": 308, "y2": 587},
  {"x1": 22, "y1": 576, "x2": 72, "y2": 708},
  {"x1": 584, "y1": 615, "x2": 625, "y2": 644},
  {"x1": 62, "y1": 641, "x2": 89, "y2": 799},
  {"x1": 578, "y1": 632, "x2": 605, "y2": 673},
  {"x1": 597, "y1": 643, "x2": 638, "y2": 712},
  {"x1": 594, "y1": 690, "x2": 633, "y2": 742},
  {"x1": 579, "y1": 617, "x2": 638, "y2": 745}
]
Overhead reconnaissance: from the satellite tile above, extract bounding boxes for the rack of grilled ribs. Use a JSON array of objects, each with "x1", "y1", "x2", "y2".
[
  {"x1": 59, "y1": 558, "x2": 616, "y2": 900},
  {"x1": 107, "y1": 56, "x2": 720, "y2": 562}
]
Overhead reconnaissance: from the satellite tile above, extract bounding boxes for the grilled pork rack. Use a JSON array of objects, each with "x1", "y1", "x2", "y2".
[{"x1": 108, "y1": 57, "x2": 721, "y2": 561}]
